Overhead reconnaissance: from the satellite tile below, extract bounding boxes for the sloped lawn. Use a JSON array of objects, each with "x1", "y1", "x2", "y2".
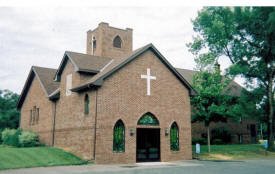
[
  {"x1": 0, "y1": 146, "x2": 88, "y2": 170},
  {"x1": 192, "y1": 144, "x2": 275, "y2": 160}
]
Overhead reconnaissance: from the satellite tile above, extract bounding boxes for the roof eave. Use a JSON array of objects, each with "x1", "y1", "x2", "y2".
[
  {"x1": 78, "y1": 69, "x2": 99, "y2": 74},
  {"x1": 71, "y1": 79, "x2": 102, "y2": 92},
  {"x1": 16, "y1": 68, "x2": 35, "y2": 110},
  {"x1": 148, "y1": 45, "x2": 197, "y2": 96}
]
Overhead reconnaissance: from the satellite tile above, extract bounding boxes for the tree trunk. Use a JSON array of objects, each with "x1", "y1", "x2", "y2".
[
  {"x1": 207, "y1": 125, "x2": 211, "y2": 153},
  {"x1": 267, "y1": 76, "x2": 274, "y2": 151}
]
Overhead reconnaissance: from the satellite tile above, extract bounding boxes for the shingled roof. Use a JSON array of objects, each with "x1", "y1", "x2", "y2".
[
  {"x1": 17, "y1": 66, "x2": 59, "y2": 109},
  {"x1": 54, "y1": 51, "x2": 112, "y2": 81},
  {"x1": 18, "y1": 44, "x2": 199, "y2": 109},
  {"x1": 176, "y1": 68, "x2": 243, "y2": 97},
  {"x1": 33, "y1": 66, "x2": 60, "y2": 95}
]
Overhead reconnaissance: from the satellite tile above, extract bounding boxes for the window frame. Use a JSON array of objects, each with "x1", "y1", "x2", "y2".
[
  {"x1": 170, "y1": 122, "x2": 179, "y2": 151},
  {"x1": 84, "y1": 94, "x2": 89, "y2": 115},
  {"x1": 137, "y1": 112, "x2": 159, "y2": 126},
  {"x1": 66, "y1": 74, "x2": 72, "y2": 96},
  {"x1": 113, "y1": 35, "x2": 122, "y2": 48},
  {"x1": 113, "y1": 120, "x2": 125, "y2": 152}
]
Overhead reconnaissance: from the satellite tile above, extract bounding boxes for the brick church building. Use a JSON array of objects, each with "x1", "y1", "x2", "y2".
[{"x1": 17, "y1": 22, "x2": 196, "y2": 164}]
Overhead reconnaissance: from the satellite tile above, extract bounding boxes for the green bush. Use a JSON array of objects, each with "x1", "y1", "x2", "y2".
[
  {"x1": 0, "y1": 129, "x2": 3, "y2": 144},
  {"x1": 1, "y1": 129, "x2": 21, "y2": 147},
  {"x1": 1, "y1": 129, "x2": 42, "y2": 147},
  {"x1": 192, "y1": 137, "x2": 207, "y2": 145},
  {"x1": 211, "y1": 127, "x2": 232, "y2": 144},
  {"x1": 18, "y1": 130, "x2": 40, "y2": 147},
  {"x1": 212, "y1": 139, "x2": 224, "y2": 145}
]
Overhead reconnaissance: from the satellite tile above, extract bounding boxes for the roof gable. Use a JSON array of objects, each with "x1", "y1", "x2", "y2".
[
  {"x1": 54, "y1": 51, "x2": 112, "y2": 81},
  {"x1": 17, "y1": 66, "x2": 59, "y2": 109},
  {"x1": 176, "y1": 68, "x2": 243, "y2": 97},
  {"x1": 72, "y1": 44, "x2": 197, "y2": 96}
]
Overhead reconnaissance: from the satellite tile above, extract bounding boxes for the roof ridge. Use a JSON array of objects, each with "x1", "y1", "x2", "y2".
[
  {"x1": 65, "y1": 50, "x2": 113, "y2": 60},
  {"x1": 74, "y1": 43, "x2": 153, "y2": 89},
  {"x1": 32, "y1": 65, "x2": 57, "y2": 71},
  {"x1": 71, "y1": 43, "x2": 197, "y2": 96}
]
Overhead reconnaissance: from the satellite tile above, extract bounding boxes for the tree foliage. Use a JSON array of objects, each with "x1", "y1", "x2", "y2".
[
  {"x1": 188, "y1": 7, "x2": 275, "y2": 150},
  {"x1": 190, "y1": 66, "x2": 244, "y2": 152},
  {"x1": 191, "y1": 68, "x2": 232, "y2": 126},
  {"x1": 0, "y1": 89, "x2": 20, "y2": 142}
]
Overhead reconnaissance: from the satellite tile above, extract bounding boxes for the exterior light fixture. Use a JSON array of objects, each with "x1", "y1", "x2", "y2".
[
  {"x1": 165, "y1": 129, "x2": 169, "y2": 136},
  {"x1": 130, "y1": 129, "x2": 135, "y2": 136}
]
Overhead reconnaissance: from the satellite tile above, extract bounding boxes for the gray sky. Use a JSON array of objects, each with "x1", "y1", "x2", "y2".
[{"x1": 0, "y1": 6, "x2": 236, "y2": 94}]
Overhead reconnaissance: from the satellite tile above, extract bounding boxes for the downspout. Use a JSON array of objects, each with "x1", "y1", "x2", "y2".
[
  {"x1": 52, "y1": 100, "x2": 57, "y2": 146},
  {"x1": 18, "y1": 110, "x2": 21, "y2": 129},
  {"x1": 92, "y1": 87, "x2": 98, "y2": 160}
]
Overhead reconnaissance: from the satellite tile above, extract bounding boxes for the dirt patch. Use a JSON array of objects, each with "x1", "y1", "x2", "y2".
[{"x1": 209, "y1": 154, "x2": 233, "y2": 160}]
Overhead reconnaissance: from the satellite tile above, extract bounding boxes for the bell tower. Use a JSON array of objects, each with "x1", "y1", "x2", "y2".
[{"x1": 86, "y1": 22, "x2": 133, "y2": 58}]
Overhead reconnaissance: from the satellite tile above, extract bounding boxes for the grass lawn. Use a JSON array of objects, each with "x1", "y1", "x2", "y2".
[
  {"x1": 0, "y1": 146, "x2": 88, "y2": 170},
  {"x1": 192, "y1": 144, "x2": 275, "y2": 160}
]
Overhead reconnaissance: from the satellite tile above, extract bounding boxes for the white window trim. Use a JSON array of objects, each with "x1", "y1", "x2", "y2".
[{"x1": 66, "y1": 74, "x2": 72, "y2": 96}]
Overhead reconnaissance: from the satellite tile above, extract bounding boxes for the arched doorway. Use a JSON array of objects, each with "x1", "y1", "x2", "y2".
[{"x1": 136, "y1": 112, "x2": 160, "y2": 162}]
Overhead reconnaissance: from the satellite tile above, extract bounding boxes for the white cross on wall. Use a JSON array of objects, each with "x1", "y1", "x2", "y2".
[{"x1": 141, "y1": 68, "x2": 156, "y2": 96}]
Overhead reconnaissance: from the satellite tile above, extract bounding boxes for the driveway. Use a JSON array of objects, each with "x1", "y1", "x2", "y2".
[{"x1": 1, "y1": 159, "x2": 275, "y2": 174}]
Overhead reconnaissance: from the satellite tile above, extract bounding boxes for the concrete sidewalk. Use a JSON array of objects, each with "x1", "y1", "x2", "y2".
[{"x1": 1, "y1": 159, "x2": 275, "y2": 174}]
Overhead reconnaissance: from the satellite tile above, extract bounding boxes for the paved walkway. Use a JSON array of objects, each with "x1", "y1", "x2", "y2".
[{"x1": 1, "y1": 159, "x2": 275, "y2": 174}]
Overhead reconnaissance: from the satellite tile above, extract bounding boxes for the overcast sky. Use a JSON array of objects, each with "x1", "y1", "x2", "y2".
[
  {"x1": 7, "y1": 0, "x2": 275, "y2": 95},
  {"x1": 1, "y1": 7, "x2": 213, "y2": 94}
]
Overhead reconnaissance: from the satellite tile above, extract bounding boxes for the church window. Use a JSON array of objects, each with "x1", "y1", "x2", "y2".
[
  {"x1": 29, "y1": 110, "x2": 32, "y2": 126},
  {"x1": 113, "y1": 120, "x2": 125, "y2": 152},
  {"x1": 92, "y1": 37, "x2": 96, "y2": 49},
  {"x1": 29, "y1": 106, "x2": 39, "y2": 125},
  {"x1": 170, "y1": 122, "x2": 179, "y2": 151},
  {"x1": 84, "y1": 94, "x2": 89, "y2": 115},
  {"x1": 137, "y1": 112, "x2": 159, "y2": 126},
  {"x1": 36, "y1": 108, "x2": 39, "y2": 124},
  {"x1": 32, "y1": 106, "x2": 36, "y2": 125},
  {"x1": 113, "y1": 35, "x2": 122, "y2": 48},
  {"x1": 66, "y1": 74, "x2": 72, "y2": 96}
]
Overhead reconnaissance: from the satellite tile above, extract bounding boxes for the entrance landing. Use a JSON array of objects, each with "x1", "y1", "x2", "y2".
[{"x1": 137, "y1": 162, "x2": 174, "y2": 166}]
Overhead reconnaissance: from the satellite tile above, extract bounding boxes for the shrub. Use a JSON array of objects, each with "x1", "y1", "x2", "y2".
[
  {"x1": 212, "y1": 139, "x2": 224, "y2": 145},
  {"x1": 192, "y1": 137, "x2": 207, "y2": 145},
  {"x1": 1, "y1": 129, "x2": 21, "y2": 147},
  {"x1": 211, "y1": 127, "x2": 232, "y2": 144},
  {"x1": 0, "y1": 129, "x2": 3, "y2": 144},
  {"x1": 18, "y1": 130, "x2": 40, "y2": 147}
]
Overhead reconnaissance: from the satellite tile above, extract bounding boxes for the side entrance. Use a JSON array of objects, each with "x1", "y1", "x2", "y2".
[{"x1": 136, "y1": 128, "x2": 160, "y2": 162}]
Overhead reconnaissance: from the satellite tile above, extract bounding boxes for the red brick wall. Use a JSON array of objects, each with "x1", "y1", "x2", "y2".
[
  {"x1": 94, "y1": 50, "x2": 192, "y2": 164},
  {"x1": 192, "y1": 118, "x2": 257, "y2": 144},
  {"x1": 53, "y1": 60, "x2": 96, "y2": 160},
  {"x1": 20, "y1": 75, "x2": 54, "y2": 146}
]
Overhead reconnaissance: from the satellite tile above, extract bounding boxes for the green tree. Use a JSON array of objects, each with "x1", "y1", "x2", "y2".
[
  {"x1": 188, "y1": 7, "x2": 275, "y2": 150},
  {"x1": 191, "y1": 65, "x2": 233, "y2": 152},
  {"x1": 0, "y1": 89, "x2": 20, "y2": 142}
]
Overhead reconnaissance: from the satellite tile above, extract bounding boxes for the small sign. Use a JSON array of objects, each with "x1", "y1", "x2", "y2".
[
  {"x1": 264, "y1": 141, "x2": 268, "y2": 149},
  {"x1": 196, "y1": 143, "x2": 200, "y2": 154}
]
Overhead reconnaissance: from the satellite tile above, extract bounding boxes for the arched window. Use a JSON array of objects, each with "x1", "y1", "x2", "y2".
[
  {"x1": 84, "y1": 94, "x2": 89, "y2": 115},
  {"x1": 137, "y1": 112, "x2": 159, "y2": 126},
  {"x1": 170, "y1": 122, "x2": 179, "y2": 151},
  {"x1": 113, "y1": 120, "x2": 125, "y2": 152},
  {"x1": 113, "y1": 35, "x2": 122, "y2": 48},
  {"x1": 92, "y1": 36, "x2": 96, "y2": 49}
]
